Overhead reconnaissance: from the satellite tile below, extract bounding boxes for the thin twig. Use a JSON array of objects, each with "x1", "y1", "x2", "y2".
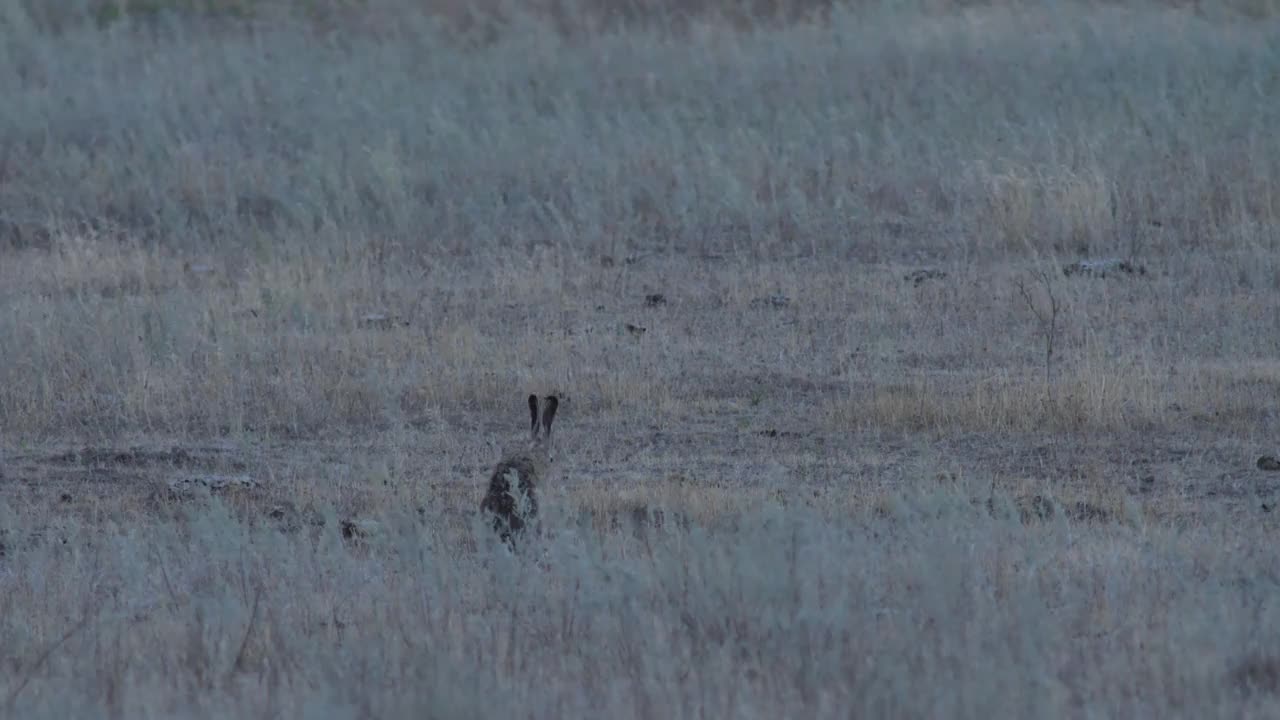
[
  {"x1": 4, "y1": 614, "x2": 92, "y2": 713},
  {"x1": 1015, "y1": 269, "x2": 1061, "y2": 405},
  {"x1": 229, "y1": 585, "x2": 263, "y2": 677}
]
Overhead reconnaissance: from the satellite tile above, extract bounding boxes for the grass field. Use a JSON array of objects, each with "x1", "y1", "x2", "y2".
[{"x1": 2, "y1": 0, "x2": 1280, "y2": 716}]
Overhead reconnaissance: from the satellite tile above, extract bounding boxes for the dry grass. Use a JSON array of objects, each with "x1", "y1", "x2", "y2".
[{"x1": 2, "y1": 0, "x2": 1280, "y2": 717}]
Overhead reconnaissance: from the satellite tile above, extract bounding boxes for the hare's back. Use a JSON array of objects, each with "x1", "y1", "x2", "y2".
[{"x1": 487, "y1": 454, "x2": 541, "y2": 494}]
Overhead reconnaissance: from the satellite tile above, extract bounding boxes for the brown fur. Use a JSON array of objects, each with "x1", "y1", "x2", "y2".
[
  {"x1": 479, "y1": 394, "x2": 557, "y2": 547},
  {"x1": 480, "y1": 454, "x2": 545, "y2": 543}
]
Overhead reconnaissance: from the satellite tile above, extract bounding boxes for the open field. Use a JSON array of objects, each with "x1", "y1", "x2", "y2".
[{"x1": 2, "y1": 0, "x2": 1280, "y2": 716}]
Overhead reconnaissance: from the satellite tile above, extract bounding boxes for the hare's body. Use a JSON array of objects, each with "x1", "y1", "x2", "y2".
[
  {"x1": 480, "y1": 453, "x2": 546, "y2": 538},
  {"x1": 480, "y1": 395, "x2": 558, "y2": 545}
]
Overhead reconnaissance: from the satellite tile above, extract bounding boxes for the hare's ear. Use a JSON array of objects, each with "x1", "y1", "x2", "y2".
[
  {"x1": 541, "y1": 395, "x2": 559, "y2": 438},
  {"x1": 528, "y1": 394, "x2": 540, "y2": 439}
]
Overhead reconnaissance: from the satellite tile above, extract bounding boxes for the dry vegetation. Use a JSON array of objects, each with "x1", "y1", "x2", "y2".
[{"x1": 2, "y1": 0, "x2": 1280, "y2": 716}]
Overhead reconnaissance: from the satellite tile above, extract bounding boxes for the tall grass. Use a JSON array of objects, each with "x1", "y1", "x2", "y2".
[
  {"x1": 2, "y1": 4, "x2": 1280, "y2": 715},
  {"x1": 3, "y1": 494, "x2": 1280, "y2": 718},
  {"x1": 1, "y1": 0, "x2": 1279, "y2": 439},
  {"x1": 3, "y1": 1, "x2": 1278, "y2": 260}
]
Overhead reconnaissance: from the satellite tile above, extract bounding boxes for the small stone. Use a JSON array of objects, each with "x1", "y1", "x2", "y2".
[
  {"x1": 341, "y1": 519, "x2": 383, "y2": 542},
  {"x1": 1257, "y1": 456, "x2": 1280, "y2": 472},
  {"x1": 749, "y1": 294, "x2": 791, "y2": 309},
  {"x1": 167, "y1": 474, "x2": 257, "y2": 495},
  {"x1": 1062, "y1": 258, "x2": 1147, "y2": 279},
  {"x1": 904, "y1": 268, "x2": 947, "y2": 287},
  {"x1": 358, "y1": 312, "x2": 405, "y2": 330}
]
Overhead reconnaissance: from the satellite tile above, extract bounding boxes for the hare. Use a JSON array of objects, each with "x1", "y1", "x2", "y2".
[{"x1": 480, "y1": 394, "x2": 559, "y2": 546}]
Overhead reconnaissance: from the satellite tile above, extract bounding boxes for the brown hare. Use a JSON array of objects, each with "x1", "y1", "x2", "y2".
[{"x1": 480, "y1": 394, "x2": 558, "y2": 546}]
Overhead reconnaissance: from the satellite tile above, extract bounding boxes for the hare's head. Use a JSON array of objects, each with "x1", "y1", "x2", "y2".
[{"x1": 516, "y1": 393, "x2": 559, "y2": 468}]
